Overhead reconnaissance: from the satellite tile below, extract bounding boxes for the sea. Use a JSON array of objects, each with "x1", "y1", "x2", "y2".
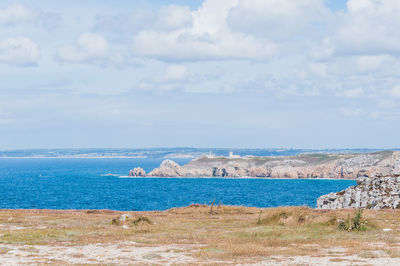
[{"x1": 0, "y1": 148, "x2": 362, "y2": 211}]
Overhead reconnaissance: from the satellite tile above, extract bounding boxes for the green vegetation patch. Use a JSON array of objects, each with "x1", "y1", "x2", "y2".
[{"x1": 338, "y1": 209, "x2": 369, "y2": 231}]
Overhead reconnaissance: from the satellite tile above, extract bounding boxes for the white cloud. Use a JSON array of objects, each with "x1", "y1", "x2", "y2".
[
  {"x1": 132, "y1": 31, "x2": 275, "y2": 61},
  {"x1": 132, "y1": 0, "x2": 276, "y2": 61},
  {"x1": 0, "y1": 37, "x2": 40, "y2": 66},
  {"x1": 308, "y1": 63, "x2": 327, "y2": 77},
  {"x1": 379, "y1": 99, "x2": 396, "y2": 109},
  {"x1": 356, "y1": 55, "x2": 394, "y2": 73},
  {"x1": 136, "y1": 64, "x2": 232, "y2": 94},
  {"x1": 0, "y1": 3, "x2": 35, "y2": 25},
  {"x1": 4, "y1": 0, "x2": 400, "y2": 104},
  {"x1": 342, "y1": 88, "x2": 364, "y2": 98},
  {"x1": 128, "y1": 0, "x2": 335, "y2": 62},
  {"x1": 139, "y1": 64, "x2": 189, "y2": 92},
  {"x1": 338, "y1": 106, "x2": 384, "y2": 120},
  {"x1": 390, "y1": 86, "x2": 400, "y2": 98},
  {"x1": 0, "y1": 4, "x2": 62, "y2": 31},
  {"x1": 320, "y1": 0, "x2": 400, "y2": 57},
  {"x1": 159, "y1": 65, "x2": 188, "y2": 83},
  {"x1": 56, "y1": 33, "x2": 110, "y2": 64},
  {"x1": 368, "y1": 111, "x2": 381, "y2": 119},
  {"x1": 156, "y1": 5, "x2": 193, "y2": 31},
  {"x1": 338, "y1": 107, "x2": 364, "y2": 117},
  {"x1": 115, "y1": 0, "x2": 400, "y2": 66},
  {"x1": 95, "y1": 5, "x2": 192, "y2": 36},
  {"x1": 227, "y1": 0, "x2": 330, "y2": 40},
  {"x1": 76, "y1": 33, "x2": 109, "y2": 58}
]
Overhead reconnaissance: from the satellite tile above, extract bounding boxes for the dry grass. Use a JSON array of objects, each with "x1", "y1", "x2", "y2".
[
  {"x1": 1, "y1": 206, "x2": 400, "y2": 264},
  {"x1": 0, "y1": 247, "x2": 9, "y2": 254}
]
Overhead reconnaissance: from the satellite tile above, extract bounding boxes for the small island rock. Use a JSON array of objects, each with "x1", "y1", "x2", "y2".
[{"x1": 129, "y1": 167, "x2": 146, "y2": 177}]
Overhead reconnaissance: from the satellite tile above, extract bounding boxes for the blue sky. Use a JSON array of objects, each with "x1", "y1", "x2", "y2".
[{"x1": 0, "y1": 0, "x2": 399, "y2": 149}]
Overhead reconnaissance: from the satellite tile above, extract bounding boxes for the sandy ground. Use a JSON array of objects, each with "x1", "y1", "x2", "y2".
[
  {"x1": 257, "y1": 256, "x2": 400, "y2": 265},
  {"x1": 261, "y1": 247, "x2": 400, "y2": 265},
  {"x1": 0, "y1": 242, "x2": 203, "y2": 265},
  {"x1": 2, "y1": 242, "x2": 400, "y2": 265}
]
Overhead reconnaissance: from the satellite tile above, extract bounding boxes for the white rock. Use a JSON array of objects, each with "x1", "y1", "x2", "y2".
[{"x1": 119, "y1": 214, "x2": 131, "y2": 222}]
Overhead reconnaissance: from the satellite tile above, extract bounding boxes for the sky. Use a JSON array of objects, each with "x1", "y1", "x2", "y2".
[{"x1": 0, "y1": 0, "x2": 400, "y2": 150}]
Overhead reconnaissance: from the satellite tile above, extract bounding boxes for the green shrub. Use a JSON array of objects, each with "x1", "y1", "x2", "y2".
[
  {"x1": 132, "y1": 216, "x2": 152, "y2": 226},
  {"x1": 338, "y1": 209, "x2": 368, "y2": 231},
  {"x1": 111, "y1": 217, "x2": 120, "y2": 226}
]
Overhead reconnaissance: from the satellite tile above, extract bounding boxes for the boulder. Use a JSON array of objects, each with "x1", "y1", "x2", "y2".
[
  {"x1": 129, "y1": 167, "x2": 146, "y2": 177},
  {"x1": 148, "y1": 160, "x2": 183, "y2": 177}
]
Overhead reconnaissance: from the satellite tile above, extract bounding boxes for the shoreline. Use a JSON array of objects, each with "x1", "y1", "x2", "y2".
[{"x1": 118, "y1": 175, "x2": 357, "y2": 181}]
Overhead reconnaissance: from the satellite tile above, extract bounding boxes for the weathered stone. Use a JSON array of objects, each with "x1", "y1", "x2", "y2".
[
  {"x1": 317, "y1": 173, "x2": 400, "y2": 210},
  {"x1": 147, "y1": 160, "x2": 183, "y2": 177},
  {"x1": 129, "y1": 167, "x2": 146, "y2": 177}
]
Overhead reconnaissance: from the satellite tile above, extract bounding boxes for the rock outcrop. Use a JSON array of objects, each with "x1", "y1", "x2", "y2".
[
  {"x1": 132, "y1": 151, "x2": 399, "y2": 179},
  {"x1": 129, "y1": 167, "x2": 146, "y2": 177},
  {"x1": 148, "y1": 160, "x2": 183, "y2": 177},
  {"x1": 317, "y1": 168, "x2": 400, "y2": 209}
]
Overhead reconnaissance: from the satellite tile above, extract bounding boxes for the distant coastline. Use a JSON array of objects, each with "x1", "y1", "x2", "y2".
[
  {"x1": 0, "y1": 147, "x2": 394, "y2": 159},
  {"x1": 130, "y1": 150, "x2": 400, "y2": 180},
  {"x1": 0, "y1": 156, "x2": 148, "y2": 159},
  {"x1": 119, "y1": 176, "x2": 347, "y2": 181}
]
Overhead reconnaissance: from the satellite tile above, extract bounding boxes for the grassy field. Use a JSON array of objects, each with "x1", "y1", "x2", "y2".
[{"x1": 1, "y1": 205, "x2": 400, "y2": 264}]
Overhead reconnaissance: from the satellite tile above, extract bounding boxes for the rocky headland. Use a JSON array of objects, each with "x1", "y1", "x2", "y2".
[
  {"x1": 130, "y1": 150, "x2": 400, "y2": 179},
  {"x1": 317, "y1": 156, "x2": 400, "y2": 209}
]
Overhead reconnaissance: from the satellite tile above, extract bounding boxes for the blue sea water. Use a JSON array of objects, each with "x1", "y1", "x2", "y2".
[{"x1": 0, "y1": 158, "x2": 356, "y2": 211}]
